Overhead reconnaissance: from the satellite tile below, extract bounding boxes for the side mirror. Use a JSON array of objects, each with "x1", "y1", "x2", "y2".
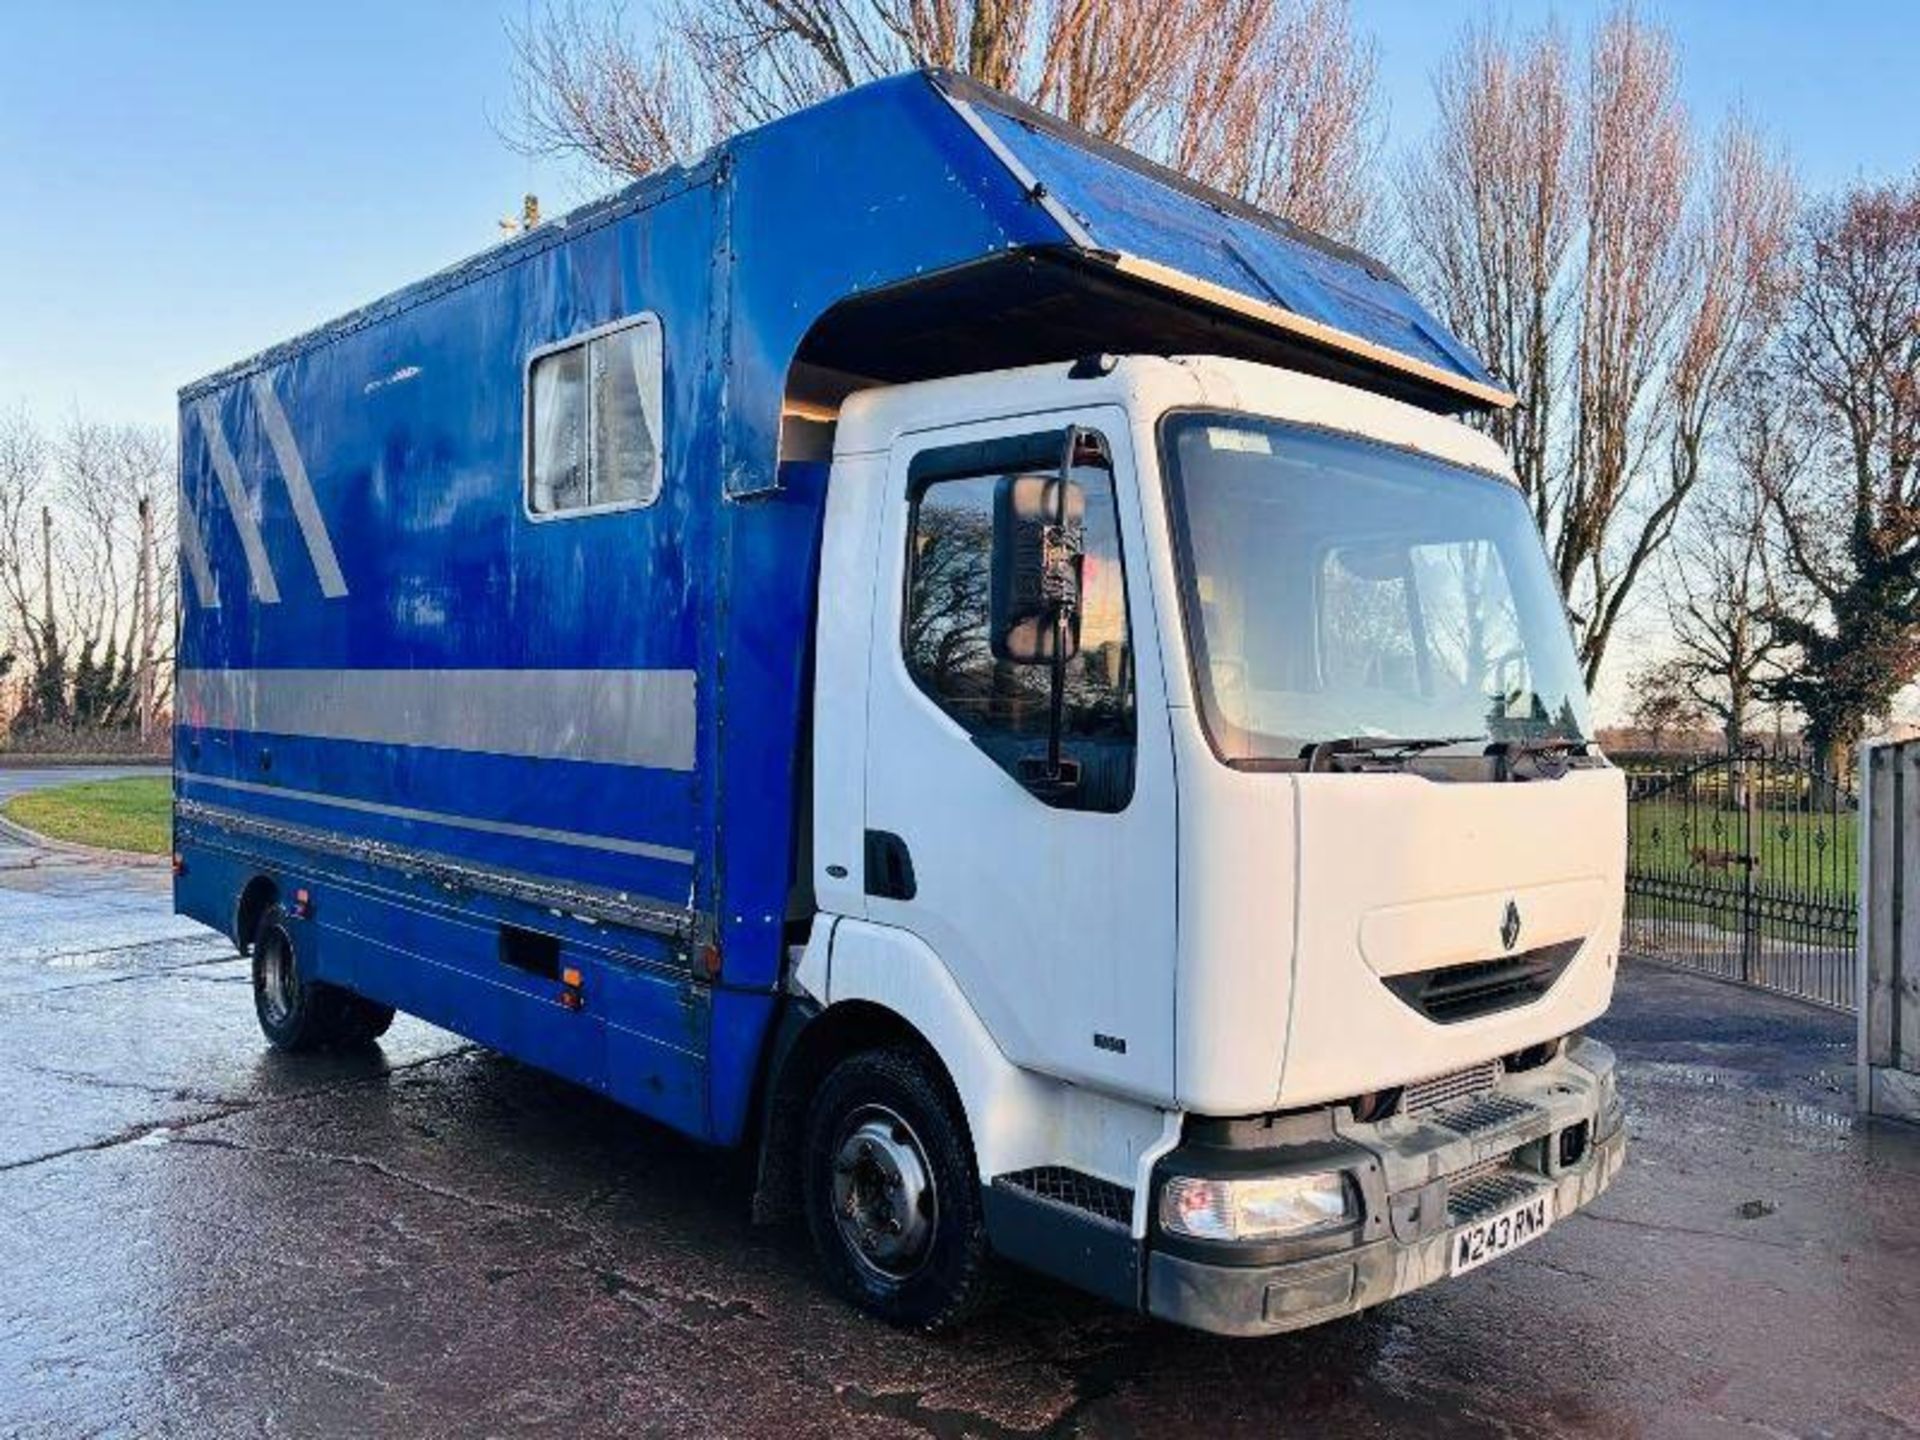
[{"x1": 990, "y1": 472, "x2": 1086, "y2": 664}]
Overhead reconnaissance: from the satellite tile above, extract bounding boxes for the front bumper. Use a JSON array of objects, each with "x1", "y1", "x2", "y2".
[{"x1": 1147, "y1": 1037, "x2": 1626, "y2": 1337}]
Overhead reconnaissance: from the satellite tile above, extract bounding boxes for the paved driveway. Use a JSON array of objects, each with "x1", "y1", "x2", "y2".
[{"x1": 1, "y1": 805, "x2": 1916, "y2": 1438}]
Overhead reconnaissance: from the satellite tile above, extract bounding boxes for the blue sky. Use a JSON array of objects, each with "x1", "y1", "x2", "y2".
[{"x1": 2, "y1": 1, "x2": 1915, "y2": 432}]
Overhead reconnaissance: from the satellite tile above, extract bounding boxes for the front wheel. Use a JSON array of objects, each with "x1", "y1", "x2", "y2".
[
  {"x1": 802, "y1": 1046, "x2": 993, "y2": 1331},
  {"x1": 252, "y1": 902, "x2": 394, "y2": 1051}
]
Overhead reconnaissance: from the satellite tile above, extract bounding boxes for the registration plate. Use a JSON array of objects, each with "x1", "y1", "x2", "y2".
[{"x1": 1449, "y1": 1194, "x2": 1553, "y2": 1276}]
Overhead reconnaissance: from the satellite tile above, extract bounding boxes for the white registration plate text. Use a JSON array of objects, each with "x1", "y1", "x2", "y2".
[{"x1": 1449, "y1": 1194, "x2": 1552, "y2": 1275}]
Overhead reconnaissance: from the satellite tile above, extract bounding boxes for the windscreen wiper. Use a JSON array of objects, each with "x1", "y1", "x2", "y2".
[
  {"x1": 1485, "y1": 736, "x2": 1592, "y2": 759},
  {"x1": 1301, "y1": 735, "x2": 1482, "y2": 773},
  {"x1": 1484, "y1": 736, "x2": 1594, "y2": 779}
]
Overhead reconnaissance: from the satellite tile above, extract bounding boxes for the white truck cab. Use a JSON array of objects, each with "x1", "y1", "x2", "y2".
[
  {"x1": 174, "y1": 71, "x2": 1622, "y2": 1340},
  {"x1": 794, "y1": 354, "x2": 1624, "y2": 1335}
]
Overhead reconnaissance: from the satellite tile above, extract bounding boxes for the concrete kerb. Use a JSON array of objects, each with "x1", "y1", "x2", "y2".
[{"x1": 0, "y1": 810, "x2": 171, "y2": 870}]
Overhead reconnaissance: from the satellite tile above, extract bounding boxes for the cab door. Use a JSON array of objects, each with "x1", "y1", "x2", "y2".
[{"x1": 861, "y1": 410, "x2": 1176, "y2": 1100}]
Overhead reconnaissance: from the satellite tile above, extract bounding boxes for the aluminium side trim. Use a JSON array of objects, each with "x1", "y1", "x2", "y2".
[
  {"x1": 177, "y1": 773, "x2": 697, "y2": 866},
  {"x1": 175, "y1": 797, "x2": 704, "y2": 941}
]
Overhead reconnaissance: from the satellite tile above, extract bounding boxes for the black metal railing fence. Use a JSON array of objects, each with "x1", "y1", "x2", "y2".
[{"x1": 1620, "y1": 745, "x2": 1858, "y2": 1010}]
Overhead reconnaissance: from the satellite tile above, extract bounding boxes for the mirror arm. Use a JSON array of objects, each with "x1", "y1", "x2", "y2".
[
  {"x1": 1045, "y1": 604, "x2": 1071, "y2": 779},
  {"x1": 1042, "y1": 427, "x2": 1080, "y2": 781}
]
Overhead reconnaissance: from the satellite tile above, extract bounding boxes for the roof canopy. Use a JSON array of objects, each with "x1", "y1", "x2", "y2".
[{"x1": 928, "y1": 74, "x2": 1509, "y2": 412}]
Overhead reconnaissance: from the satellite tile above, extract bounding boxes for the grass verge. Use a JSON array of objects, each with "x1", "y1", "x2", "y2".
[{"x1": 4, "y1": 775, "x2": 172, "y2": 855}]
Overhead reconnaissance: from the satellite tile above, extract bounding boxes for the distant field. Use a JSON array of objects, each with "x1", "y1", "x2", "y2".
[
  {"x1": 1628, "y1": 802, "x2": 1857, "y2": 902},
  {"x1": 4, "y1": 776, "x2": 171, "y2": 855}
]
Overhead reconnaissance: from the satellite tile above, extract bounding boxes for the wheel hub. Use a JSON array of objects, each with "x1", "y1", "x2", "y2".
[
  {"x1": 830, "y1": 1105, "x2": 936, "y2": 1279},
  {"x1": 258, "y1": 930, "x2": 295, "y2": 1026}
]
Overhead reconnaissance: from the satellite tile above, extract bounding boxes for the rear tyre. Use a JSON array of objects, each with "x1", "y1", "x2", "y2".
[
  {"x1": 251, "y1": 903, "x2": 394, "y2": 1051},
  {"x1": 802, "y1": 1045, "x2": 993, "y2": 1331}
]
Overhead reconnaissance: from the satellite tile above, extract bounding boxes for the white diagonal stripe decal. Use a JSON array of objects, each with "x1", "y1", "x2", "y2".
[
  {"x1": 194, "y1": 397, "x2": 281, "y2": 604},
  {"x1": 177, "y1": 482, "x2": 220, "y2": 609},
  {"x1": 250, "y1": 374, "x2": 347, "y2": 598}
]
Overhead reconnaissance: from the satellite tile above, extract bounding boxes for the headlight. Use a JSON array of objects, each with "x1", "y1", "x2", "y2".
[{"x1": 1159, "y1": 1171, "x2": 1356, "y2": 1242}]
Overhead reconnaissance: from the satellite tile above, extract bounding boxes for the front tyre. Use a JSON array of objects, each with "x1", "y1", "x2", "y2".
[
  {"x1": 252, "y1": 902, "x2": 394, "y2": 1051},
  {"x1": 802, "y1": 1046, "x2": 993, "y2": 1331}
]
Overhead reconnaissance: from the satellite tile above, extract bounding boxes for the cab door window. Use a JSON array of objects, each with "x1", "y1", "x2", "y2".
[{"x1": 902, "y1": 430, "x2": 1134, "y2": 811}]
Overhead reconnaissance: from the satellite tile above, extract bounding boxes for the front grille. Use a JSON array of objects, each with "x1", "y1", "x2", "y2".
[
  {"x1": 993, "y1": 1166, "x2": 1133, "y2": 1229},
  {"x1": 1402, "y1": 1059, "x2": 1501, "y2": 1116},
  {"x1": 1447, "y1": 1166, "x2": 1550, "y2": 1224},
  {"x1": 1446, "y1": 1154, "x2": 1508, "y2": 1188},
  {"x1": 1384, "y1": 939, "x2": 1582, "y2": 1024},
  {"x1": 1427, "y1": 1092, "x2": 1539, "y2": 1136}
]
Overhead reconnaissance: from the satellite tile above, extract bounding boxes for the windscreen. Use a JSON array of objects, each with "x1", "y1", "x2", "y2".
[{"x1": 1161, "y1": 414, "x2": 1591, "y2": 765}]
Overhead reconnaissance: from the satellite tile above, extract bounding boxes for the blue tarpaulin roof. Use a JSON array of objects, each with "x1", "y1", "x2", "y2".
[{"x1": 938, "y1": 74, "x2": 1507, "y2": 409}]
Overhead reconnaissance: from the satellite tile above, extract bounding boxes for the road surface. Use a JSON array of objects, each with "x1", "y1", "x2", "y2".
[{"x1": 1, "y1": 788, "x2": 1916, "y2": 1438}]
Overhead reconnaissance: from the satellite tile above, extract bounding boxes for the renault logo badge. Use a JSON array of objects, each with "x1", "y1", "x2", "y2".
[{"x1": 1501, "y1": 900, "x2": 1523, "y2": 952}]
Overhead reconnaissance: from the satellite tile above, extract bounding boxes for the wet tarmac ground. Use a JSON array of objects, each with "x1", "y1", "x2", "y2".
[{"x1": 1, "y1": 797, "x2": 1917, "y2": 1438}]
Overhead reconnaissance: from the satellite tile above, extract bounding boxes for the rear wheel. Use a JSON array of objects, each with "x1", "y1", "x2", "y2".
[
  {"x1": 802, "y1": 1046, "x2": 992, "y2": 1331},
  {"x1": 251, "y1": 902, "x2": 394, "y2": 1051}
]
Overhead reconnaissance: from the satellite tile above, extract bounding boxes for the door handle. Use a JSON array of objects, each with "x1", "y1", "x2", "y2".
[{"x1": 864, "y1": 830, "x2": 917, "y2": 901}]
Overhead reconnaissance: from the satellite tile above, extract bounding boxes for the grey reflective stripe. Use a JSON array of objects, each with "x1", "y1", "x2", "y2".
[
  {"x1": 193, "y1": 397, "x2": 281, "y2": 604},
  {"x1": 177, "y1": 485, "x2": 220, "y2": 609},
  {"x1": 250, "y1": 374, "x2": 348, "y2": 598},
  {"x1": 177, "y1": 667, "x2": 697, "y2": 771},
  {"x1": 181, "y1": 772, "x2": 695, "y2": 865}
]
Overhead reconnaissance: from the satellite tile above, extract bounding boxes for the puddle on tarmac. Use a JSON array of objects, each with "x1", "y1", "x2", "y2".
[
  {"x1": 45, "y1": 950, "x2": 130, "y2": 971},
  {"x1": 1631, "y1": 1061, "x2": 1858, "y2": 1141},
  {"x1": 1634, "y1": 1062, "x2": 1745, "y2": 1090},
  {"x1": 1762, "y1": 1098, "x2": 1854, "y2": 1135}
]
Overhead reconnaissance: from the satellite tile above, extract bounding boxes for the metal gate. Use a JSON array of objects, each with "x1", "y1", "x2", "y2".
[{"x1": 1623, "y1": 747, "x2": 1858, "y2": 1010}]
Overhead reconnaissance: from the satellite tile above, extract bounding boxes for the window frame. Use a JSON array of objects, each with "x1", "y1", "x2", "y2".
[{"x1": 521, "y1": 312, "x2": 665, "y2": 523}]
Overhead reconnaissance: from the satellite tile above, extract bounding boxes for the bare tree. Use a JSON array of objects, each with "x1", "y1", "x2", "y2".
[
  {"x1": 1628, "y1": 661, "x2": 1707, "y2": 747},
  {"x1": 508, "y1": 1, "x2": 712, "y2": 179},
  {"x1": 0, "y1": 408, "x2": 52, "y2": 712},
  {"x1": 58, "y1": 417, "x2": 132, "y2": 659},
  {"x1": 1166, "y1": 0, "x2": 1378, "y2": 239},
  {"x1": 1761, "y1": 172, "x2": 1920, "y2": 774},
  {"x1": 507, "y1": 0, "x2": 1380, "y2": 240},
  {"x1": 1644, "y1": 381, "x2": 1802, "y2": 750},
  {"x1": 1558, "y1": 15, "x2": 1692, "y2": 673},
  {"x1": 1400, "y1": 20, "x2": 1574, "y2": 520},
  {"x1": 1401, "y1": 9, "x2": 1793, "y2": 691},
  {"x1": 1577, "y1": 109, "x2": 1796, "y2": 678},
  {"x1": 1, "y1": 417, "x2": 175, "y2": 736}
]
